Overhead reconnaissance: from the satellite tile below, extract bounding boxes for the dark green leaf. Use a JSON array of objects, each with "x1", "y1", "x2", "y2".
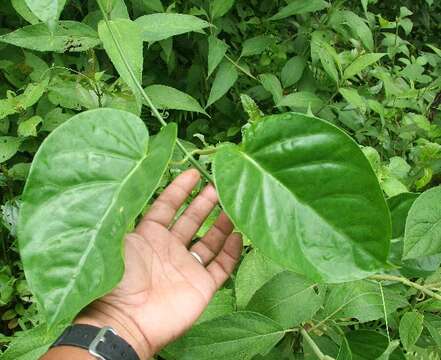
[
  {"x1": 281, "y1": 56, "x2": 306, "y2": 88},
  {"x1": 241, "y1": 35, "x2": 274, "y2": 58},
  {"x1": 18, "y1": 108, "x2": 176, "y2": 327},
  {"x1": 277, "y1": 92, "x2": 324, "y2": 112},
  {"x1": 388, "y1": 192, "x2": 419, "y2": 239},
  {"x1": 208, "y1": 36, "x2": 228, "y2": 78},
  {"x1": 210, "y1": 0, "x2": 235, "y2": 19},
  {"x1": 347, "y1": 330, "x2": 389, "y2": 360},
  {"x1": 213, "y1": 113, "x2": 391, "y2": 283},
  {"x1": 259, "y1": 74, "x2": 283, "y2": 104}
]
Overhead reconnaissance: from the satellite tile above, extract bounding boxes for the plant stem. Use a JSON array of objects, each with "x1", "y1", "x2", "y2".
[
  {"x1": 95, "y1": 0, "x2": 213, "y2": 183},
  {"x1": 225, "y1": 54, "x2": 258, "y2": 81},
  {"x1": 370, "y1": 274, "x2": 441, "y2": 302},
  {"x1": 301, "y1": 328, "x2": 335, "y2": 360}
]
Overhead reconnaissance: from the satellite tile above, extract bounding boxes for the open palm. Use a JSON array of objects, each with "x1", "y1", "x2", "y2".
[{"x1": 78, "y1": 169, "x2": 243, "y2": 358}]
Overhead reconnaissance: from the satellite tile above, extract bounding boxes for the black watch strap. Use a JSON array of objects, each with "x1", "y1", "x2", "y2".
[{"x1": 51, "y1": 324, "x2": 140, "y2": 360}]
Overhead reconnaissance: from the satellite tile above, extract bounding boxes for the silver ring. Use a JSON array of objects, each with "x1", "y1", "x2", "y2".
[{"x1": 190, "y1": 251, "x2": 204, "y2": 265}]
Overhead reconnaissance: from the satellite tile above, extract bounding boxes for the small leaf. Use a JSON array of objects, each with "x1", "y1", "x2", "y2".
[
  {"x1": 214, "y1": 113, "x2": 391, "y2": 283},
  {"x1": 240, "y1": 35, "x2": 274, "y2": 58},
  {"x1": 208, "y1": 36, "x2": 228, "y2": 78},
  {"x1": 246, "y1": 271, "x2": 323, "y2": 328},
  {"x1": 98, "y1": 19, "x2": 143, "y2": 105},
  {"x1": 18, "y1": 108, "x2": 177, "y2": 327},
  {"x1": 339, "y1": 88, "x2": 366, "y2": 112},
  {"x1": 0, "y1": 137, "x2": 21, "y2": 163},
  {"x1": 135, "y1": 13, "x2": 209, "y2": 43},
  {"x1": 144, "y1": 85, "x2": 207, "y2": 115},
  {"x1": 25, "y1": 0, "x2": 66, "y2": 30},
  {"x1": 165, "y1": 312, "x2": 286, "y2": 360},
  {"x1": 206, "y1": 61, "x2": 238, "y2": 107},
  {"x1": 330, "y1": 10, "x2": 374, "y2": 50},
  {"x1": 281, "y1": 56, "x2": 306, "y2": 88},
  {"x1": 399, "y1": 311, "x2": 424, "y2": 350},
  {"x1": 0, "y1": 21, "x2": 100, "y2": 53},
  {"x1": 403, "y1": 186, "x2": 441, "y2": 259},
  {"x1": 258, "y1": 74, "x2": 283, "y2": 104},
  {"x1": 343, "y1": 53, "x2": 386, "y2": 80},
  {"x1": 18, "y1": 116, "x2": 42, "y2": 137},
  {"x1": 277, "y1": 91, "x2": 324, "y2": 112},
  {"x1": 270, "y1": 0, "x2": 329, "y2": 21},
  {"x1": 210, "y1": 0, "x2": 235, "y2": 19}
]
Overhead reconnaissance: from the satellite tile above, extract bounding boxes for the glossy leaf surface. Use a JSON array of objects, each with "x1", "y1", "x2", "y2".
[
  {"x1": 0, "y1": 21, "x2": 100, "y2": 52},
  {"x1": 403, "y1": 186, "x2": 441, "y2": 259},
  {"x1": 165, "y1": 312, "x2": 286, "y2": 360},
  {"x1": 213, "y1": 113, "x2": 391, "y2": 283},
  {"x1": 18, "y1": 108, "x2": 176, "y2": 327}
]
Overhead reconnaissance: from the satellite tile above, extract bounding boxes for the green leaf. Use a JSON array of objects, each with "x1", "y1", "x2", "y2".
[
  {"x1": 143, "y1": 85, "x2": 207, "y2": 115},
  {"x1": 347, "y1": 330, "x2": 389, "y2": 360},
  {"x1": 276, "y1": 92, "x2": 324, "y2": 112},
  {"x1": 270, "y1": 0, "x2": 329, "y2": 21},
  {"x1": 135, "y1": 13, "x2": 209, "y2": 43},
  {"x1": 0, "y1": 137, "x2": 21, "y2": 163},
  {"x1": 213, "y1": 113, "x2": 391, "y2": 283},
  {"x1": 0, "y1": 21, "x2": 100, "y2": 52},
  {"x1": 197, "y1": 289, "x2": 235, "y2": 324},
  {"x1": 259, "y1": 74, "x2": 283, "y2": 104},
  {"x1": 208, "y1": 36, "x2": 228, "y2": 78},
  {"x1": 11, "y1": 0, "x2": 39, "y2": 24},
  {"x1": 18, "y1": 108, "x2": 177, "y2": 327},
  {"x1": 403, "y1": 186, "x2": 441, "y2": 259},
  {"x1": 399, "y1": 311, "x2": 424, "y2": 350},
  {"x1": 240, "y1": 35, "x2": 274, "y2": 58},
  {"x1": 0, "y1": 324, "x2": 66, "y2": 360},
  {"x1": 235, "y1": 249, "x2": 284, "y2": 309},
  {"x1": 207, "y1": 61, "x2": 238, "y2": 107},
  {"x1": 18, "y1": 115, "x2": 42, "y2": 137},
  {"x1": 281, "y1": 56, "x2": 306, "y2": 88},
  {"x1": 210, "y1": 0, "x2": 235, "y2": 19},
  {"x1": 246, "y1": 271, "x2": 323, "y2": 328},
  {"x1": 98, "y1": 19, "x2": 143, "y2": 104},
  {"x1": 339, "y1": 88, "x2": 366, "y2": 112},
  {"x1": 343, "y1": 53, "x2": 386, "y2": 80},
  {"x1": 165, "y1": 312, "x2": 286, "y2": 360},
  {"x1": 313, "y1": 38, "x2": 339, "y2": 84},
  {"x1": 330, "y1": 10, "x2": 374, "y2": 50},
  {"x1": 388, "y1": 193, "x2": 419, "y2": 239},
  {"x1": 24, "y1": 0, "x2": 66, "y2": 30},
  {"x1": 320, "y1": 280, "x2": 408, "y2": 323}
]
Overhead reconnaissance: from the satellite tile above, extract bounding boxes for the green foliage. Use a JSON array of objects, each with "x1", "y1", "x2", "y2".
[{"x1": 1, "y1": 0, "x2": 441, "y2": 359}]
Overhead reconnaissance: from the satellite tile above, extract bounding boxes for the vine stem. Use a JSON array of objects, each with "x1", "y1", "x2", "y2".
[
  {"x1": 370, "y1": 274, "x2": 441, "y2": 302},
  {"x1": 95, "y1": 0, "x2": 213, "y2": 182},
  {"x1": 301, "y1": 328, "x2": 335, "y2": 360}
]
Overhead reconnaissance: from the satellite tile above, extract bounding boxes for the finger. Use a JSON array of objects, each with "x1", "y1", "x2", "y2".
[
  {"x1": 206, "y1": 233, "x2": 243, "y2": 289},
  {"x1": 171, "y1": 184, "x2": 218, "y2": 246},
  {"x1": 136, "y1": 169, "x2": 200, "y2": 233},
  {"x1": 189, "y1": 212, "x2": 234, "y2": 265}
]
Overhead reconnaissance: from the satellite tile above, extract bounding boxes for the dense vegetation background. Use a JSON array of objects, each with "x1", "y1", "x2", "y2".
[{"x1": 0, "y1": 0, "x2": 441, "y2": 359}]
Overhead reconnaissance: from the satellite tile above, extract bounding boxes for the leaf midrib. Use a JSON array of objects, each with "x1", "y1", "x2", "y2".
[
  {"x1": 236, "y1": 148, "x2": 377, "y2": 262},
  {"x1": 50, "y1": 150, "x2": 149, "y2": 324}
]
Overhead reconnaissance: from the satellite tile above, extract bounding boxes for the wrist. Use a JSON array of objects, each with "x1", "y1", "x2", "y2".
[{"x1": 75, "y1": 301, "x2": 153, "y2": 360}]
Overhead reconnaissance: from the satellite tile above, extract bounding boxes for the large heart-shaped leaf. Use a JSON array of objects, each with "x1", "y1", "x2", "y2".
[
  {"x1": 213, "y1": 113, "x2": 390, "y2": 283},
  {"x1": 18, "y1": 108, "x2": 176, "y2": 327}
]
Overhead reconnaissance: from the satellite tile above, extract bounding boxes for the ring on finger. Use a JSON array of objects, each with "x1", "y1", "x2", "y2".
[{"x1": 190, "y1": 251, "x2": 204, "y2": 266}]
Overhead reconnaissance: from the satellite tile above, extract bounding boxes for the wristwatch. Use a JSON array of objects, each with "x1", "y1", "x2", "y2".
[{"x1": 51, "y1": 324, "x2": 140, "y2": 360}]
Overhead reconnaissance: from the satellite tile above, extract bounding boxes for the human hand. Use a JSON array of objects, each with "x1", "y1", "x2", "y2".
[{"x1": 75, "y1": 169, "x2": 243, "y2": 359}]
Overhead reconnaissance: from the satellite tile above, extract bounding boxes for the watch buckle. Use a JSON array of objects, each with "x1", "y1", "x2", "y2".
[{"x1": 89, "y1": 326, "x2": 117, "y2": 360}]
